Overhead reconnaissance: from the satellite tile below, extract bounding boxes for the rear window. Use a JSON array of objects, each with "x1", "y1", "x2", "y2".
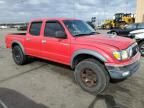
[
  {"x1": 138, "y1": 23, "x2": 144, "y2": 29},
  {"x1": 29, "y1": 22, "x2": 42, "y2": 36}
]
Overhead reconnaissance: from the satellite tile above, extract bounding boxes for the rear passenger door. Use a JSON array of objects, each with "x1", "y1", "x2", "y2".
[
  {"x1": 42, "y1": 20, "x2": 70, "y2": 64},
  {"x1": 25, "y1": 21, "x2": 43, "y2": 56}
]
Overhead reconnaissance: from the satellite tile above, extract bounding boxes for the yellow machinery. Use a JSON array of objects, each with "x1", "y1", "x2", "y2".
[
  {"x1": 102, "y1": 19, "x2": 115, "y2": 29},
  {"x1": 102, "y1": 13, "x2": 135, "y2": 29}
]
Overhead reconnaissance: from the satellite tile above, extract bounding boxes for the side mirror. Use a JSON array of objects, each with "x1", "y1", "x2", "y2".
[{"x1": 55, "y1": 31, "x2": 67, "y2": 39}]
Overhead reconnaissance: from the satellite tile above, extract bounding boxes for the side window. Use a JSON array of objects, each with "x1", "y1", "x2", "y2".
[
  {"x1": 29, "y1": 22, "x2": 42, "y2": 36},
  {"x1": 138, "y1": 23, "x2": 144, "y2": 29},
  {"x1": 132, "y1": 24, "x2": 137, "y2": 29},
  {"x1": 126, "y1": 24, "x2": 136, "y2": 30},
  {"x1": 44, "y1": 21, "x2": 65, "y2": 37}
]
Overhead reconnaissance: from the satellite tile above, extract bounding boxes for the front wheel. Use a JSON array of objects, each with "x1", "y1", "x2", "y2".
[
  {"x1": 139, "y1": 41, "x2": 144, "y2": 56},
  {"x1": 111, "y1": 31, "x2": 117, "y2": 35},
  {"x1": 74, "y1": 59, "x2": 109, "y2": 95}
]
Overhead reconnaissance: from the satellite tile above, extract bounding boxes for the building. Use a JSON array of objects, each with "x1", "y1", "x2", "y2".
[
  {"x1": 0, "y1": 23, "x2": 28, "y2": 29},
  {"x1": 136, "y1": 0, "x2": 144, "y2": 22}
]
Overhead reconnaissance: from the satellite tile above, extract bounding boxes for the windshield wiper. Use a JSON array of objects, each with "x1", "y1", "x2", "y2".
[
  {"x1": 74, "y1": 32, "x2": 99, "y2": 37},
  {"x1": 74, "y1": 33, "x2": 89, "y2": 36},
  {"x1": 88, "y1": 32, "x2": 97, "y2": 35},
  {"x1": 89, "y1": 32, "x2": 100, "y2": 35}
]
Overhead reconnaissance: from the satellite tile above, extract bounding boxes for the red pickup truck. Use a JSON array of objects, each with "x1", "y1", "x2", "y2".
[{"x1": 5, "y1": 18, "x2": 140, "y2": 95}]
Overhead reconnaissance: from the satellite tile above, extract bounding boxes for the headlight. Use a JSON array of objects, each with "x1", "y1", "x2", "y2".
[
  {"x1": 113, "y1": 51, "x2": 121, "y2": 60},
  {"x1": 121, "y1": 50, "x2": 128, "y2": 60},
  {"x1": 113, "y1": 50, "x2": 129, "y2": 60}
]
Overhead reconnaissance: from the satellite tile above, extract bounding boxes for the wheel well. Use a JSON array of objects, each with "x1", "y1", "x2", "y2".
[
  {"x1": 72, "y1": 54, "x2": 104, "y2": 69},
  {"x1": 12, "y1": 43, "x2": 19, "y2": 48},
  {"x1": 11, "y1": 42, "x2": 25, "y2": 54},
  {"x1": 111, "y1": 31, "x2": 117, "y2": 33},
  {"x1": 138, "y1": 39, "x2": 144, "y2": 45}
]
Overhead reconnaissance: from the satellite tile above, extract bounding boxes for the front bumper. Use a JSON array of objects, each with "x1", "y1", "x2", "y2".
[{"x1": 105, "y1": 53, "x2": 141, "y2": 79}]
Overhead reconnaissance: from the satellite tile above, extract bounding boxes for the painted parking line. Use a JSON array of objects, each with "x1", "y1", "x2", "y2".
[
  {"x1": 0, "y1": 100, "x2": 8, "y2": 108},
  {"x1": 0, "y1": 64, "x2": 47, "y2": 84}
]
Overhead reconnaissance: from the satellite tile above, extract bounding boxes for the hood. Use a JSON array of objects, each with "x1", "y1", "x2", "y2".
[
  {"x1": 135, "y1": 33, "x2": 144, "y2": 39},
  {"x1": 74, "y1": 34, "x2": 135, "y2": 50},
  {"x1": 130, "y1": 29, "x2": 144, "y2": 34}
]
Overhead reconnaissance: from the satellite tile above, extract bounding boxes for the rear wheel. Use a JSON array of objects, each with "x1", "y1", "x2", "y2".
[
  {"x1": 12, "y1": 45, "x2": 28, "y2": 65},
  {"x1": 74, "y1": 59, "x2": 109, "y2": 95},
  {"x1": 139, "y1": 41, "x2": 144, "y2": 56}
]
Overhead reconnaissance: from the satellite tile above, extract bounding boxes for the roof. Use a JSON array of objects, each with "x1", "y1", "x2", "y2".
[{"x1": 30, "y1": 18, "x2": 79, "y2": 22}]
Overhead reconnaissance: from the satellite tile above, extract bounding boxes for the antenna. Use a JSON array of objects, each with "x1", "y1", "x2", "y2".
[{"x1": 126, "y1": 0, "x2": 128, "y2": 13}]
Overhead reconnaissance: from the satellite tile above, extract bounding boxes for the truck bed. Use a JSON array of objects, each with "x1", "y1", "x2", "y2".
[
  {"x1": 5, "y1": 33, "x2": 26, "y2": 48},
  {"x1": 10, "y1": 33, "x2": 26, "y2": 36}
]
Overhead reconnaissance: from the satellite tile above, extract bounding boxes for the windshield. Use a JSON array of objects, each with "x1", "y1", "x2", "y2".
[{"x1": 63, "y1": 20, "x2": 96, "y2": 36}]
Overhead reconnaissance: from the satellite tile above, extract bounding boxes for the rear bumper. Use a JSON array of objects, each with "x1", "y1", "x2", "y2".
[{"x1": 105, "y1": 53, "x2": 141, "y2": 79}]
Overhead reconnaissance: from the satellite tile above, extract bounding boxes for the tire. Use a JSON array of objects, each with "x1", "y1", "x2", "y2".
[
  {"x1": 139, "y1": 41, "x2": 144, "y2": 56},
  {"x1": 111, "y1": 31, "x2": 117, "y2": 35},
  {"x1": 74, "y1": 59, "x2": 109, "y2": 95},
  {"x1": 12, "y1": 45, "x2": 28, "y2": 65}
]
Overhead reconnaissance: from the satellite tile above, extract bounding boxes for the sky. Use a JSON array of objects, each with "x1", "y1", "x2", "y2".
[{"x1": 0, "y1": 0, "x2": 136, "y2": 23}]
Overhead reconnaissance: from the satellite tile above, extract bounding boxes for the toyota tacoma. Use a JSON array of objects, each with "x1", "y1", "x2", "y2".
[{"x1": 5, "y1": 18, "x2": 140, "y2": 95}]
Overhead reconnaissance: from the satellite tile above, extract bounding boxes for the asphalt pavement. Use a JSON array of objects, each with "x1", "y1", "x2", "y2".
[{"x1": 0, "y1": 29, "x2": 144, "y2": 108}]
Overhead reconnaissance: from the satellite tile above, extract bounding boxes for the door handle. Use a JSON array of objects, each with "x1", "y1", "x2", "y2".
[
  {"x1": 26, "y1": 38, "x2": 30, "y2": 41},
  {"x1": 42, "y1": 40, "x2": 47, "y2": 44},
  {"x1": 60, "y1": 43, "x2": 69, "y2": 46}
]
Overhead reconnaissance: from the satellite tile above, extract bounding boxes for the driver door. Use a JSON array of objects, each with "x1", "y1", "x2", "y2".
[{"x1": 42, "y1": 20, "x2": 70, "y2": 64}]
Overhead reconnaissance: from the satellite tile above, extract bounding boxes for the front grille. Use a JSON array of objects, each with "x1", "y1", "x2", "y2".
[{"x1": 131, "y1": 43, "x2": 139, "y2": 57}]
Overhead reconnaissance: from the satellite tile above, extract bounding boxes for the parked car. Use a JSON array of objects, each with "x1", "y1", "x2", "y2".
[
  {"x1": 0, "y1": 26, "x2": 8, "y2": 29},
  {"x1": 17, "y1": 25, "x2": 27, "y2": 31},
  {"x1": 128, "y1": 29, "x2": 144, "y2": 56},
  {"x1": 5, "y1": 18, "x2": 140, "y2": 95},
  {"x1": 107, "y1": 23, "x2": 144, "y2": 36}
]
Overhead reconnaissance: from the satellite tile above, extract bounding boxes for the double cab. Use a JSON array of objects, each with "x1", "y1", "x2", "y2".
[{"x1": 5, "y1": 18, "x2": 140, "y2": 95}]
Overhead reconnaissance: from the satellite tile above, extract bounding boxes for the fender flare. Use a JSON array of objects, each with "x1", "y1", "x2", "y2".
[
  {"x1": 71, "y1": 49, "x2": 107, "y2": 68},
  {"x1": 11, "y1": 41, "x2": 25, "y2": 54}
]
